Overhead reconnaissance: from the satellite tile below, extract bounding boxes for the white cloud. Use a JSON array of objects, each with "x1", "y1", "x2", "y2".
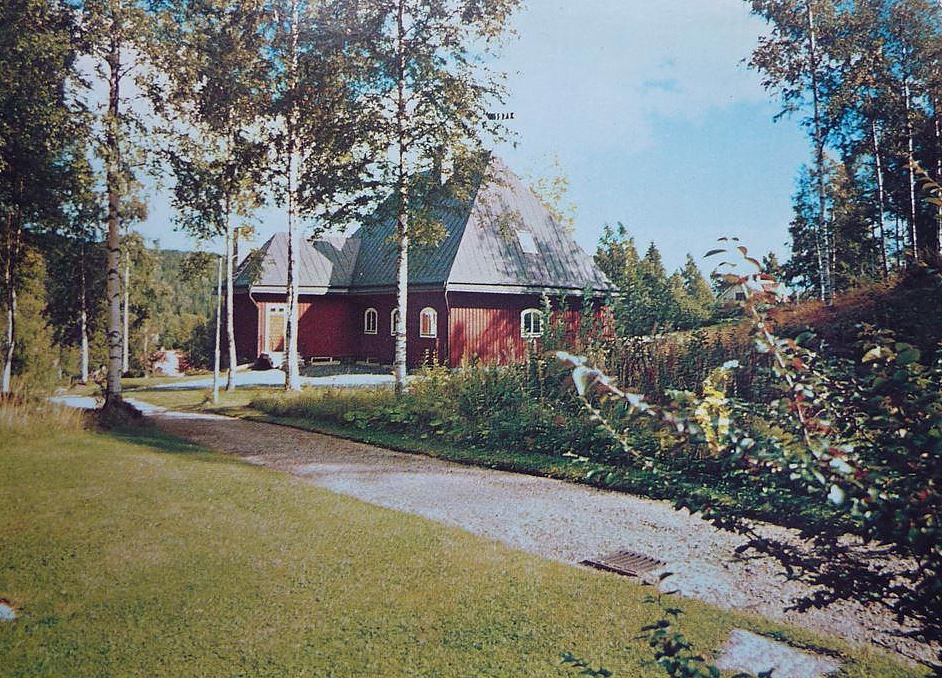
[{"x1": 498, "y1": 0, "x2": 768, "y2": 154}]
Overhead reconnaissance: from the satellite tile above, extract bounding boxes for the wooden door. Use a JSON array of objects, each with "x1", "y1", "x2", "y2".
[{"x1": 267, "y1": 305, "x2": 286, "y2": 352}]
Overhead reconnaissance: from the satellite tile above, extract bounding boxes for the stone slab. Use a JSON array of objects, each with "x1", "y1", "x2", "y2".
[{"x1": 715, "y1": 629, "x2": 840, "y2": 678}]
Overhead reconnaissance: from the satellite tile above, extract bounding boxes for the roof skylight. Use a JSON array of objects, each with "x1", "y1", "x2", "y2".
[{"x1": 517, "y1": 231, "x2": 538, "y2": 255}]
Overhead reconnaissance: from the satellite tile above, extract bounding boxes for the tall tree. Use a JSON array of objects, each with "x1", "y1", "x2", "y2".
[
  {"x1": 0, "y1": 0, "x2": 83, "y2": 394},
  {"x1": 79, "y1": 0, "x2": 161, "y2": 405},
  {"x1": 40, "y1": 150, "x2": 106, "y2": 386},
  {"x1": 155, "y1": 0, "x2": 269, "y2": 391},
  {"x1": 749, "y1": 0, "x2": 942, "y2": 292},
  {"x1": 267, "y1": 0, "x2": 375, "y2": 391},
  {"x1": 676, "y1": 254, "x2": 716, "y2": 327},
  {"x1": 355, "y1": 0, "x2": 520, "y2": 394},
  {"x1": 748, "y1": 0, "x2": 845, "y2": 301}
]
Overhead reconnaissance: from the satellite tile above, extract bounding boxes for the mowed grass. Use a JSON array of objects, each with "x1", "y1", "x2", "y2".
[
  {"x1": 0, "y1": 413, "x2": 919, "y2": 677},
  {"x1": 122, "y1": 385, "x2": 274, "y2": 412}
]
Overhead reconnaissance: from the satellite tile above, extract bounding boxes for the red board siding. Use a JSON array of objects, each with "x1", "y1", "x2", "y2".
[
  {"x1": 237, "y1": 289, "x2": 605, "y2": 367},
  {"x1": 297, "y1": 296, "x2": 357, "y2": 359},
  {"x1": 242, "y1": 290, "x2": 446, "y2": 367},
  {"x1": 352, "y1": 291, "x2": 447, "y2": 367},
  {"x1": 447, "y1": 292, "x2": 603, "y2": 366},
  {"x1": 233, "y1": 293, "x2": 261, "y2": 362}
]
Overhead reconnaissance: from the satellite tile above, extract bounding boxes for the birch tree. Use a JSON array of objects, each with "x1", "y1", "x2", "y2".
[
  {"x1": 748, "y1": 0, "x2": 942, "y2": 295},
  {"x1": 78, "y1": 0, "x2": 162, "y2": 406},
  {"x1": 155, "y1": 0, "x2": 269, "y2": 390},
  {"x1": 749, "y1": 0, "x2": 843, "y2": 301},
  {"x1": 43, "y1": 151, "x2": 106, "y2": 386},
  {"x1": 267, "y1": 0, "x2": 375, "y2": 391},
  {"x1": 354, "y1": 0, "x2": 520, "y2": 394}
]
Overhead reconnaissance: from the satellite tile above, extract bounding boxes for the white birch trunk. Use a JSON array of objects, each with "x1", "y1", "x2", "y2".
[
  {"x1": 225, "y1": 219, "x2": 237, "y2": 391},
  {"x1": 2, "y1": 279, "x2": 14, "y2": 395},
  {"x1": 105, "y1": 31, "x2": 123, "y2": 405},
  {"x1": 284, "y1": 0, "x2": 302, "y2": 392},
  {"x1": 806, "y1": 0, "x2": 831, "y2": 301},
  {"x1": 80, "y1": 243, "x2": 89, "y2": 384},
  {"x1": 935, "y1": 103, "x2": 941, "y2": 254},
  {"x1": 122, "y1": 247, "x2": 130, "y2": 374},
  {"x1": 212, "y1": 253, "x2": 222, "y2": 404},
  {"x1": 904, "y1": 77, "x2": 918, "y2": 259},
  {"x1": 393, "y1": 0, "x2": 409, "y2": 395},
  {"x1": 871, "y1": 121, "x2": 889, "y2": 276},
  {"x1": 2, "y1": 210, "x2": 17, "y2": 395}
]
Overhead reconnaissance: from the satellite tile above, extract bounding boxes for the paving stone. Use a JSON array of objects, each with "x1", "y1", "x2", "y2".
[{"x1": 715, "y1": 629, "x2": 840, "y2": 678}]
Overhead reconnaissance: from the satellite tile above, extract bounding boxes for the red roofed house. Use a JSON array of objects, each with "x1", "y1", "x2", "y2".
[{"x1": 232, "y1": 157, "x2": 614, "y2": 367}]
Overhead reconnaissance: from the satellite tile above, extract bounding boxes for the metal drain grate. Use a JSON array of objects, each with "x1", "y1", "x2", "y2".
[{"x1": 581, "y1": 549, "x2": 665, "y2": 577}]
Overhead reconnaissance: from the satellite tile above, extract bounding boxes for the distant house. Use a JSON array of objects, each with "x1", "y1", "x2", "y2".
[{"x1": 232, "y1": 156, "x2": 614, "y2": 367}]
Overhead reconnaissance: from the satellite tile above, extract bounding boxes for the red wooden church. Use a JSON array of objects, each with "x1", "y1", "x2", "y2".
[{"x1": 232, "y1": 157, "x2": 614, "y2": 367}]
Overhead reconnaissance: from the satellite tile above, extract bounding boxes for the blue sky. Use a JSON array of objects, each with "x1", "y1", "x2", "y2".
[{"x1": 139, "y1": 0, "x2": 809, "y2": 274}]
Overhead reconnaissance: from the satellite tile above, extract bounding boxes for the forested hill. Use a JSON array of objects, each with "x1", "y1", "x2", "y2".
[
  {"x1": 148, "y1": 248, "x2": 216, "y2": 348},
  {"x1": 20, "y1": 231, "x2": 218, "y2": 381}
]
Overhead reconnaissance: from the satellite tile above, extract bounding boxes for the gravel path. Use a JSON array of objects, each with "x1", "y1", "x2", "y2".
[{"x1": 133, "y1": 399, "x2": 927, "y2": 665}]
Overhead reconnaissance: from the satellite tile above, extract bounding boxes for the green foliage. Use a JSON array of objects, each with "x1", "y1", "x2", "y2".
[
  {"x1": 562, "y1": 581, "x2": 753, "y2": 678},
  {"x1": 748, "y1": 0, "x2": 942, "y2": 294},
  {"x1": 638, "y1": 587, "x2": 755, "y2": 678},
  {"x1": 1, "y1": 248, "x2": 61, "y2": 392},
  {"x1": 254, "y1": 359, "x2": 618, "y2": 460},
  {"x1": 560, "y1": 651, "x2": 612, "y2": 677},
  {"x1": 117, "y1": 239, "x2": 215, "y2": 375},
  {"x1": 560, "y1": 241, "x2": 942, "y2": 673},
  {"x1": 594, "y1": 224, "x2": 717, "y2": 336}
]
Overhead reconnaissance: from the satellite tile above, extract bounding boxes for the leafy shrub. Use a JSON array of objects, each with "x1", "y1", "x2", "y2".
[{"x1": 559, "y1": 244, "x2": 942, "y2": 672}]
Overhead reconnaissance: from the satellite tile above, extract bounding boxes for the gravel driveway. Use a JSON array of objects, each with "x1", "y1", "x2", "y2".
[{"x1": 132, "y1": 399, "x2": 927, "y2": 665}]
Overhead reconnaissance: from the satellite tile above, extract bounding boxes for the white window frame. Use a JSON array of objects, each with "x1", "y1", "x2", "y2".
[
  {"x1": 520, "y1": 308, "x2": 543, "y2": 338},
  {"x1": 419, "y1": 307, "x2": 437, "y2": 338},
  {"x1": 390, "y1": 307, "x2": 400, "y2": 336},
  {"x1": 364, "y1": 307, "x2": 378, "y2": 335}
]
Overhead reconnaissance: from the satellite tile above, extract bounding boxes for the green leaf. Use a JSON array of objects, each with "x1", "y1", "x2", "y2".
[
  {"x1": 862, "y1": 347, "x2": 885, "y2": 363},
  {"x1": 896, "y1": 348, "x2": 921, "y2": 366}
]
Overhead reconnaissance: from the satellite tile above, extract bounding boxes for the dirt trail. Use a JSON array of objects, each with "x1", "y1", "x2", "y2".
[{"x1": 134, "y1": 399, "x2": 927, "y2": 665}]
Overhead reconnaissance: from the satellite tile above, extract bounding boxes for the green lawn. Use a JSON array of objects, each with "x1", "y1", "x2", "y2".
[
  {"x1": 122, "y1": 385, "x2": 274, "y2": 412},
  {"x1": 0, "y1": 412, "x2": 920, "y2": 677}
]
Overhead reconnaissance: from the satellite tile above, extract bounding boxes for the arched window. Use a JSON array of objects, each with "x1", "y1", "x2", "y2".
[
  {"x1": 520, "y1": 308, "x2": 543, "y2": 338},
  {"x1": 419, "y1": 307, "x2": 437, "y2": 338},
  {"x1": 390, "y1": 307, "x2": 400, "y2": 336},
  {"x1": 364, "y1": 307, "x2": 378, "y2": 335}
]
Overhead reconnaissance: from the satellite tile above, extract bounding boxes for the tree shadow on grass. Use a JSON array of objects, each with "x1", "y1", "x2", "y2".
[{"x1": 103, "y1": 423, "x2": 242, "y2": 464}]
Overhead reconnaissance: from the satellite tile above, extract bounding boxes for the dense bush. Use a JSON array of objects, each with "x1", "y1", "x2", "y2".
[
  {"x1": 771, "y1": 254, "x2": 942, "y2": 360},
  {"x1": 254, "y1": 359, "x2": 634, "y2": 460},
  {"x1": 560, "y1": 247, "x2": 942, "y2": 673}
]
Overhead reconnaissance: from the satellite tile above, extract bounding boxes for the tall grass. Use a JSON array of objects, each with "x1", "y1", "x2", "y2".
[
  {"x1": 252, "y1": 386, "x2": 396, "y2": 422},
  {"x1": 0, "y1": 396, "x2": 87, "y2": 438},
  {"x1": 599, "y1": 326, "x2": 763, "y2": 401}
]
